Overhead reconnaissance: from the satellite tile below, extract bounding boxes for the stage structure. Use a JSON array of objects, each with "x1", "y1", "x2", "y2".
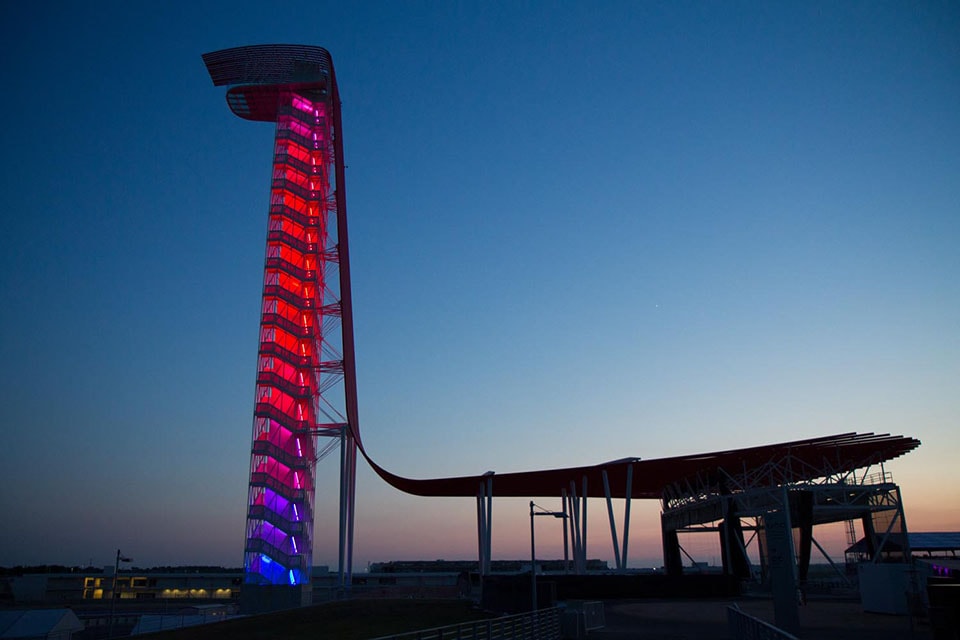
[
  {"x1": 203, "y1": 45, "x2": 361, "y2": 610},
  {"x1": 657, "y1": 434, "x2": 917, "y2": 632}
]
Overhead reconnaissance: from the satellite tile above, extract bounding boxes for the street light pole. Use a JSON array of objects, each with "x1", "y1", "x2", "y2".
[
  {"x1": 529, "y1": 501, "x2": 569, "y2": 613},
  {"x1": 107, "y1": 549, "x2": 132, "y2": 639},
  {"x1": 529, "y1": 501, "x2": 537, "y2": 613}
]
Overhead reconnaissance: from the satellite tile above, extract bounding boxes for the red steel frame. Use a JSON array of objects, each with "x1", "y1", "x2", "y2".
[{"x1": 204, "y1": 45, "x2": 359, "y2": 590}]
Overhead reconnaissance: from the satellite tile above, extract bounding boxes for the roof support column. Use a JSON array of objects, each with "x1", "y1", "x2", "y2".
[
  {"x1": 581, "y1": 476, "x2": 588, "y2": 572},
  {"x1": 598, "y1": 465, "x2": 635, "y2": 571},
  {"x1": 720, "y1": 496, "x2": 751, "y2": 578},
  {"x1": 476, "y1": 475, "x2": 493, "y2": 576},
  {"x1": 720, "y1": 496, "x2": 731, "y2": 576},
  {"x1": 602, "y1": 470, "x2": 625, "y2": 571},
  {"x1": 755, "y1": 516, "x2": 767, "y2": 581},
  {"x1": 567, "y1": 481, "x2": 587, "y2": 574},
  {"x1": 580, "y1": 476, "x2": 589, "y2": 573},
  {"x1": 895, "y1": 487, "x2": 911, "y2": 561},
  {"x1": 794, "y1": 490, "x2": 814, "y2": 582},
  {"x1": 767, "y1": 487, "x2": 800, "y2": 635},
  {"x1": 661, "y1": 516, "x2": 683, "y2": 577},
  {"x1": 621, "y1": 463, "x2": 633, "y2": 570},
  {"x1": 475, "y1": 491, "x2": 485, "y2": 576},
  {"x1": 566, "y1": 485, "x2": 579, "y2": 574},
  {"x1": 861, "y1": 514, "x2": 878, "y2": 560},
  {"x1": 561, "y1": 490, "x2": 570, "y2": 574}
]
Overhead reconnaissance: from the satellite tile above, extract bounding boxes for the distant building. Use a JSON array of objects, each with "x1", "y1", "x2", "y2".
[
  {"x1": 845, "y1": 531, "x2": 960, "y2": 565},
  {"x1": 0, "y1": 559, "x2": 613, "y2": 608},
  {"x1": 1, "y1": 570, "x2": 240, "y2": 605}
]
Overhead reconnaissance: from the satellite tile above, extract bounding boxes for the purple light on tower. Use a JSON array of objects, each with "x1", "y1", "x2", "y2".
[{"x1": 203, "y1": 45, "x2": 361, "y2": 612}]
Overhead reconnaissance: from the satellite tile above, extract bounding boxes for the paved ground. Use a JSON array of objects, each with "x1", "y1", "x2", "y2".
[{"x1": 591, "y1": 598, "x2": 932, "y2": 640}]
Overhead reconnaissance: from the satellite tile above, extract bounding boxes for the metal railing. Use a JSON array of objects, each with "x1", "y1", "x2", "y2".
[
  {"x1": 862, "y1": 470, "x2": 894, "y2": 485},
  {"x1": 727, "y1": 604, "x2": 798, "y2": 640},
  {"x1": 369, "y1": 607, "x2": 561, "y2": 640}
]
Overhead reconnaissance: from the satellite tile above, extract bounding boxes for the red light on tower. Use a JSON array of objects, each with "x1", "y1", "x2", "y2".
[{"x1": 203, "y1": 45, "x2": 360, "y2": 612}]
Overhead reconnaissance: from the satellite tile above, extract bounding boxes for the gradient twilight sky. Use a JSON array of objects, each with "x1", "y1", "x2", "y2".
[{"x1": 1, "y1": 1, "x2": 958, "y2": 570}]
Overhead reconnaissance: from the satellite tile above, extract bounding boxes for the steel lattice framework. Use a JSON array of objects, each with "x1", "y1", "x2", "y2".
[{"x1": 203, "y1": 45, "x2": 360, "y2": 599}]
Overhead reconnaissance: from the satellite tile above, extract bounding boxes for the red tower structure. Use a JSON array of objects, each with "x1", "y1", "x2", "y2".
[{"x1": 203, "y1": 45, "x2": 359, "y2": 610}]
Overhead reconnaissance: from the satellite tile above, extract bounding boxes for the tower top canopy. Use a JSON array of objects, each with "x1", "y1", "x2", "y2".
[
  {"x1": 203, "y1": 44, "x2": 332, "y2": 87},
  {"x1": 202, "y1": 44, "x2": 335, "y2": 122}
]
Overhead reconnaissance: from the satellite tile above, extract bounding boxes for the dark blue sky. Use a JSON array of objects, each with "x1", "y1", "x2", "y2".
[{"x1": 1, "y1": 1, "x2": 957, "y2": 569}]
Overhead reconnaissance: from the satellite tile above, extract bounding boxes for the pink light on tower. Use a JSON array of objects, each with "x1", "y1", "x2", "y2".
[{"x1": 203, "y1": 45, "x2": 361, "y2": 612}]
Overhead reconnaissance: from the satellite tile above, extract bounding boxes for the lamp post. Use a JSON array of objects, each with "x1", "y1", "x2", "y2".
[
  {"x1": 107, "y1": 549, "x2": 132, "y2": 639},
  {"x1": 529, "y1": 501, "x2": 536, "y2": 612},
  {"x1": 529, "y1": 501, "x2": 568, "y2": 612}
]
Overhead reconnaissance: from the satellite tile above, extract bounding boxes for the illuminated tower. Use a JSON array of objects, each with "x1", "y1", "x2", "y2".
[{"x1": 203, "y1": 45, "x2": 360, "y2": 610}]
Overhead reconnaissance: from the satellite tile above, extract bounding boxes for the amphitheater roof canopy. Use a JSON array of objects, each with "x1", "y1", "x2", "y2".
[{"x1": 359, "y1": 432, "x2": 919, "y2": 500}]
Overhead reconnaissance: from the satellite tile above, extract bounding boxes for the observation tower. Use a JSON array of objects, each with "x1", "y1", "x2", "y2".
[{"x1": 203, "y1": 45, "x2": 360, "y2": 611}]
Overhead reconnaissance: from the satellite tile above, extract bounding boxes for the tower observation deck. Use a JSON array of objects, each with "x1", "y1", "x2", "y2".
[{"x1": 203, "y1": 45, "x2": 360, "y2": 611}]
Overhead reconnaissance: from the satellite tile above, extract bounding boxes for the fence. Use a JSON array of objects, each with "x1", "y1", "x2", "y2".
[
  {"x1": 370, "y1": 606, "x2": 562, "y2": 640},
  {"x1": 726, "y1": 604, "x2": 798, "y2": 640}
]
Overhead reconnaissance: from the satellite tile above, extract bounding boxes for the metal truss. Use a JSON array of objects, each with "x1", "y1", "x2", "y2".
[{"x1": 661, "y1": 449, "x2": 911, "y2": 582}]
